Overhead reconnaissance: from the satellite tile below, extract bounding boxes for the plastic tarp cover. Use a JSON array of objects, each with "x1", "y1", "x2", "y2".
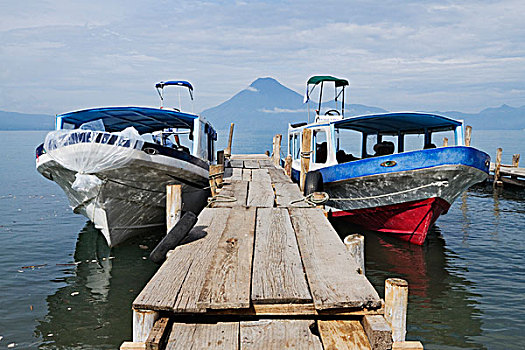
[{"x1": 44, "y1": 125, "x2": 144, "y2": 192}]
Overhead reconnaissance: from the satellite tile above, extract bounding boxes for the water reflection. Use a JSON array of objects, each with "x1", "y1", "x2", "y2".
[
  {"x1": 331, "y1": 221, "x2": 485, "y2": 350},
  {"x1": 35, "y1": 223, "x2": 158, "y2": 350}
]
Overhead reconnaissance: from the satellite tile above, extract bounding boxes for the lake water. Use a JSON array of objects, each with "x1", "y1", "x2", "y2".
[{"x1": 0, "y1": 129, "x2": 523, "y2": 349}]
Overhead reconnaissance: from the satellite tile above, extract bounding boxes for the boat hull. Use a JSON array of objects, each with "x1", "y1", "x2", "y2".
[
  {"x1": 36, "y1": 146, "x2": 209, "y2": 247},
  {"x1": 324, "y1": 165, "x2": 487, "y2": 244}
]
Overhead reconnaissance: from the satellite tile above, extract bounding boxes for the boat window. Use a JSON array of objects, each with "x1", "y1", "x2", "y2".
[
  {"x1": 365, "y1": 134, "x2": 377, "y2": 158},
  {"x1": 313, "y1": 130, "x2": 328, "y2": 163},
  {"x1": 289, "y1": 135, "x2": 293, "y2": 157},
  {"x1": 404, "y1": 133, "x2": 425, "y2": 152},
  {"x1": 430, "y1": 130, "x2": 456, "y2": 148},
  {"x1": 335, "y1": 128, "x2": 362, "y2": 163},
  {"x1": 293, "y1": 133, "x2": 300, "y2": 160},
  {"x1": 62, "y1": 122, "x2": 76, "y2": 130}
]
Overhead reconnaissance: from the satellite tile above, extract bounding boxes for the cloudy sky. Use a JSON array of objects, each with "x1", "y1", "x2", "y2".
[{"x1": 1, "y1": 0, "x2": 524, "y2": 114}]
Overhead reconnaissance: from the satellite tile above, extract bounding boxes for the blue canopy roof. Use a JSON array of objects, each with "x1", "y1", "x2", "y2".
[
  {"x1": 332, "y1": 112, "x2": 462, "y2": 134},
  {"x1": 58, "y1": 106, "x2": 198, "y2": 134}
]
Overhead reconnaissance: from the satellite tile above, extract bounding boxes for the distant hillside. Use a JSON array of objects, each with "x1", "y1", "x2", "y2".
[
  {"x1": 438, "y1": 104, "x2": 525, "y2": 131},
  {"x1": 0, "y1": 110, "x2": 54, "y2": 130},
  {"x1": 201, "y1": 77, "x2": 386, "y2": 136}
]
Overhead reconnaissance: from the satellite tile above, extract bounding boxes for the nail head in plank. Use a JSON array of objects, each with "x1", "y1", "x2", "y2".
[
  {"x1": 240, "y1": 319, "x2": 323, "y2": 350},
  {"x1": 198, "y1": 207, "x2": 256, "y2": 309},
  {"x1": 318, "y1": 320, "x2": 372, "y2": 350},
  {"x1": 252, "y1": 208, "x2": 312, "y2": 304},
  {"x1": 289, "y1": 208, "x2": 381, "y2": 310}
]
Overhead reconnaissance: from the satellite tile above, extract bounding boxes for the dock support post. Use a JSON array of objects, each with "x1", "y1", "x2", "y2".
[
  {"x1": 344, "y1": 234, "x2": 365, "y2": 274},
  {"x1": 210, "y1": 164, "x2": 224, "y2": 189},
  {"x1": 166, "y1": 185, "x2": 182, "y2": 233},
  {"x1": 464, "y1": 125, "x2": 472, "y2": 146},
  {"x1": 224, "y1": 123, "x2": 234, "y2": 159},
  {"x1": 494, "y1": 148, "x2": 503, "y2": 187},
  {"x1": 272, "y1": 134, "x2": 282, "y2": 166},
  {"x1": 300, "y1": 128, "x2": 312, "y2": 192},
  {"x1": 385, "y1": 278, "x2": 408, "y2": 343},
  {"x1": 442, "y1": 137, "x2": 448, "y2": 147},
  {"x1": 284, "y1": 155, "x2": 293, "y2": 177},
  {"x1": 217, "y1": 150, "x2": 225, "y2": 165},
  {"x1": 132, "y1": 309, "x2": 159, "y2": 342}
]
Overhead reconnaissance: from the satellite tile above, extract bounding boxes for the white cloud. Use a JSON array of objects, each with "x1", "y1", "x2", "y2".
[{"x1": 0, "y1": 0, "x2": 524, "y2": 114}]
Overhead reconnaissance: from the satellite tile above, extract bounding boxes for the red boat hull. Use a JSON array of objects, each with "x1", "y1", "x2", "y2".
[{"x1": 330, "y1": 197, "x2": 451, "y2": 245}]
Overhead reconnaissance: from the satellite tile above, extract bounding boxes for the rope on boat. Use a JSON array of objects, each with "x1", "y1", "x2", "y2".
[
  {"x1": 289, "y1": 192, "x2": 330, "y2": 207},
  {"x1": 329, "y1": 180, "x2": 449, "y2": 202},
  {"x1": 206, "y1": 194, "x2": 237, "y2": 208}
]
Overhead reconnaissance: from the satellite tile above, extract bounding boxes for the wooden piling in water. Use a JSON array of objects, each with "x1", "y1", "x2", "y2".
[
  {"x1": 284, "y1": 155, "x2": 292, "y2": 177},
  {"x1": 464, "y1": 125, "x2": 472, "y2": 146},
  {"x1": 132, "y1": 309, "x2": 158, "y2": 342},
  {"x1": 494, "y1": 148, "x2": 503, "y2": 187},
  {"x1": 272, "y1": 134, "x2": 282, "y2": 166},
  {"x1": 344, "y1": 234, "x2": 365, "y2": 275},
  {"x1": 224, "y1": 123, "x2": 234, "y2": 159},
  {"x1": 300, "y1": 128, "x2": 312, "y2": 192},
  {"x1": 384, "y1": 278, "x2": 408, "y2": 343},
  {"x1": 442, "y1": 137, "x2": 448, "y2": 147},
  {"x1": 166, "y1": 185, "x2": 182, "y2": 233}
]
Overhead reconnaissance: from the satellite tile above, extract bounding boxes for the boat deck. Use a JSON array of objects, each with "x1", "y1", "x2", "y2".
[{"x1": 121, "y1": 155, "x2": 398, "y2": 350}]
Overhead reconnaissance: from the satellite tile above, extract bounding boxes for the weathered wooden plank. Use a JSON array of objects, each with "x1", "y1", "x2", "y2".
[
  {"x1": 361, "y1": 315, "x2": 392, "y2": 350},
  {"x1": 318, "y1": 320, "x2": 372, "y2": 350},
  {"x1": 289, "y1": 208, "x2": 381, "y2": 310},
  {"x1": 230, "y1": 154, "x2": 269, "y2": 160},
  {"x1": 251, "y1": 168, "x2": 272, "y2": 183},
  {"x1": 213, "y1": 180, "x2": 248, "y2": 208},
  {"x1": 392, "y1": 341, "x2": 424, "y2": 349},
  {"x1": 258, "y1": 159, "x2": 274, "y2": 168},
  {"x1": 229, "y1": 159, "x2": 244, "y2": 168},
  {"x1": 247, "y1": 181, "x2": 274, "y2": 208},
  {"x1": 229, "y1": 168, "x2": 242, "y2": 181},
  {"x1": 244, "y1": 160, "x2": 260, "y2": 169},
  {"x1": 198, "y1": 207, "x2": 256, "y2": 310},
  {"x1": 274, "y1": 182, "x2": 310, "y2": 208},
  {"x1": 145, "y1": 317, "x2": 171, "y2": 350},
  {"x1": 268, "y1": 167, "x2": 293, "y2": 184},
  {"x1": 240, "y1": 319, "x2": 322, "y2": 350},
  {"x1": 166, "y1": 322, "x2": 239, "y2": 350},
  {"x1": 172, "y1": 209, "x2": 238, "y2": 313},
  {"x1": 242, "y1": 169, "x2": 252, "y2": 181},
  {"x1": 202, "y1": 303, "x2": 383, "y2": 316},
  {"x1": 121, "y1": 342, "x2": 146, "y2": 350},
  {"x1": 133, "y1": 208, "x2": 230, "y2": 311},
  {"x1": 252, "y1": 208, "x2": 311, "y2": 304}
]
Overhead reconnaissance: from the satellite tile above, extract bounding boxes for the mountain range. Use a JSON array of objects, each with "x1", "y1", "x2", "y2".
[{"x1": 1, "y1": 78, "x2": 524, "y2": 139}]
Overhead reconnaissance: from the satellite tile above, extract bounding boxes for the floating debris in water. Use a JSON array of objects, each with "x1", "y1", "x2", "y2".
[
  {"x1": 56, "y1": 262, "x2": 79, "y2": 266},
  {"x1": 0, "y1": 335, "x2": 3, "y2": 340},
  {"x1": 8, "y1": 343, "x2": 16, "y2": 348},
  {"x1": 21, "y1": 264, "x2": 47, "y2": 269},
  {"x1": 30, "y1": 305, "x2": 33, "y2": 311},
  {"x1": 47, "y1": 334, "x2": 53, "y2": 337},
  {"x1": 70, "y1": 292, "x2": 79, "y2": 296},
  {"x1": 108, "y1": 257, "x2": 115, "y2": 260},
  {"x1": 142, "y1": 257, "x2": 147, "y2": 260},
  {"x1": 91, "y1": 260, "x2": 97, "y2": 263},
  {"x1": 139, "y1": 244, "x2": 149, "y2": 250},
  {"x1": 102, "y1": 257, "x2": 106, "y2": 261},
  {"x1": 67, "y1": 307, "x2": 72, "y2": 311}
]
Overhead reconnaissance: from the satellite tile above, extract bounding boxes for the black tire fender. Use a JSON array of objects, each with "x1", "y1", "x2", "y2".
[{"x1": 304, "y1": 171, "x2": 323, "y2": 195}]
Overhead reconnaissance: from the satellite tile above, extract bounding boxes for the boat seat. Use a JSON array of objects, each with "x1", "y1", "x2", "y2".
[
  {"x1": 373, "y1": 141, "x2": 395, "y2": 156},
  {"x1": 336, "y1": 150, "x2": 359, "y2": 164}
]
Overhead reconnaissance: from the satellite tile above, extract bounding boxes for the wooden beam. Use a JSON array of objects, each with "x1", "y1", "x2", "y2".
[
  {"x1": 284, "y1": 155, "x2": 292, "y2": 177},
  {"x1": 318, "y1": 320, "x2": 372, "y2": 350},
  {"x1": 361, "y1": 315, "x2": 392, "y2": 350},
  {"x1": 145, "y1": 317, "x2": 171, "y2": 350},
  {"x1": 120, "y1": 342, "x2": 146, "y2": 350},
  {"x1": 252, "y1": 208, "x2": 312, "y2": 304},
  {"x1": 494, "y1": 148, "x2": 503, "y2": 187},
  {"x1": 300, "y1": 129, "x2": 312, "y2": 192},
  {"x1": 197, "y1": 207, "x2": 256, "y2": 310},
  {"x1": 392, "y1": 341, "x2": 424, "y2": 349},
  {"x1": 224, "y1": 123, "x2": 234, "y2": 159},
  {"x1": 247, "y1": 181, "x2": 275, "y2": 208},
  {"x1": 344, "y1": 234, "x2": 365, "y2": 275},
  {"x1": 289, "y1": 208, "x2": 381, "y2": 311},
  {"x1": 240, "y1": 319, "x2": 323, "y2": 350},
  {"x1": 166, "y1": 322, "x2": 239, "y2": 349}
]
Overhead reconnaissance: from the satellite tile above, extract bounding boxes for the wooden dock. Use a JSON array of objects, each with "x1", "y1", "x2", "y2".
[
  {"x1": 121, "y1": 154, "x2": 419, "y2": 350},
  {"x1": 489, "y1": 150, "x2": 524, "y2": 188}
]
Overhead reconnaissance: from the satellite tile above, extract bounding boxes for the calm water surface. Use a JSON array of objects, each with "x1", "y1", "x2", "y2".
[{"x1": 0, "y1": 129, "x2": 523, "y2": 349}]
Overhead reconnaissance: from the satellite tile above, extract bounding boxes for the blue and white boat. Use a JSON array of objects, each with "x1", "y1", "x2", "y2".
[
  {"x1": 36, "y1": 81, "x2": 217, "y2": 247},
  {"x1": 288, "y1": 76, "x2": 490, "y2": 245}
]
